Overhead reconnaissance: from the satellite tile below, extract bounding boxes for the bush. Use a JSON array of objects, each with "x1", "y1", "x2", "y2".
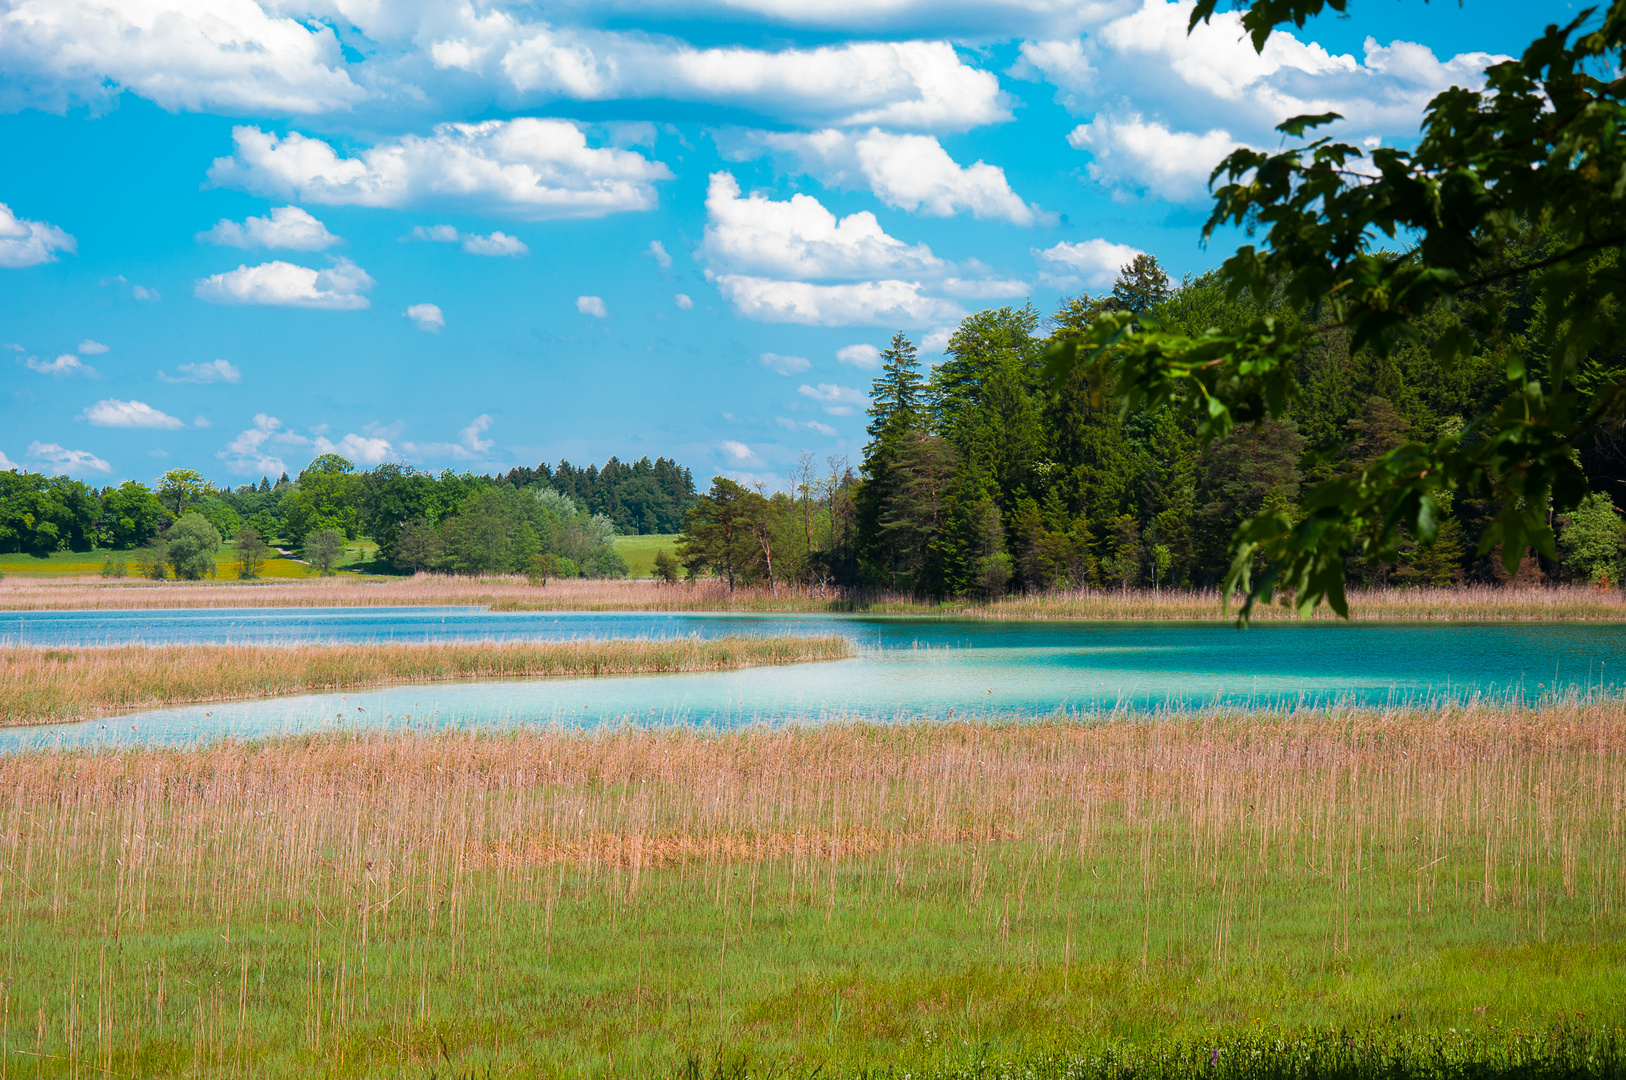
[
  {"x1": 302, "y1": 528, "x2": 345, "y2": 576},
  {"x1": 234, "y1": 525, "x2": 272, "y2": 580},
  {"x1": 100, "y1": 555, "x2": 127, "y2": 579},
  {"x1": 136, "y1": 539, "x2": 168, "y2": 580},
  {"x1": 653, "y1": 548, "x2": 681, "y2": 584}
]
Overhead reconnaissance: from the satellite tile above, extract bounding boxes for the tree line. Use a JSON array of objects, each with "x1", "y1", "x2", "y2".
[
  {"x1": 0, "y1": 452, "x2": 697, "y2": 581},
  {"x1": 676, "y1": 254, "x2": 1626, "y2": 595}
]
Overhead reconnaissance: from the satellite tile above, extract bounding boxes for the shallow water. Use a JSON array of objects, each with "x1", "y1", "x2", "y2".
[{"x1": 4, "y1": 608, "x2": 1625, "y2": 750}]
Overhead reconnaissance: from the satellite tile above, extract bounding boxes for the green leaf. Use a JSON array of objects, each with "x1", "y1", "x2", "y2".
[{"x1": 1276, "y1": 112, "x2": 1343, "y2": 136}]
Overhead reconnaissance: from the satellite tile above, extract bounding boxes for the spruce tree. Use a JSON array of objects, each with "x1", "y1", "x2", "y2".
[{"x1": 856, "y1": 332, "x2": 925, "y2": 587}]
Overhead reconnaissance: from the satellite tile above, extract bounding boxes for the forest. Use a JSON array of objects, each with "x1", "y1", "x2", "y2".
[
  {"x1": 675, "y1": 252, "x2": 1626, "y2": 597},
  {"x1": 0, "y1": 453, "x2": 697, "y2": 580}
]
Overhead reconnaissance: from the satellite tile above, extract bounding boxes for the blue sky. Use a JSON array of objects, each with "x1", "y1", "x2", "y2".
[{"x1": 0, "y1": 0, "x2": 1573, "y2": 490}]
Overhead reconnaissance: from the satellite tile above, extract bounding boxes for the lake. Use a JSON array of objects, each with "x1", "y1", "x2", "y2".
[{"x1": 4, "y1": 607, "x2": 1624, "y2": 750}]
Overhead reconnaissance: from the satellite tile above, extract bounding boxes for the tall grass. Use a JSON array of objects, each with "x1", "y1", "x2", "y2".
[
  {"x1": 4, "y1": 702, "x2": 1624, "y2": 1076},
  {"x1": 4, "y1": 574, "x2": 1626, "y2": 620},
  {"x1": 0, "y1": 636, "x2": 852, "y2": 725}
]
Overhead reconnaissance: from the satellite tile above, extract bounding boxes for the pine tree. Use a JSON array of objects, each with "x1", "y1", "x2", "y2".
[{"x1": 857, "y1": 332, "x2": 927, "y2": 587}]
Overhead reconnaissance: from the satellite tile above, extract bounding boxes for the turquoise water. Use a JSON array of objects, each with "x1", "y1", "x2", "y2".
[{"x1": 4, "y1": 608, "x2": 1624, "y2": 750}]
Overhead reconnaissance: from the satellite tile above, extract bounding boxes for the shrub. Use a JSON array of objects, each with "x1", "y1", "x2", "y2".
[
  {"x1": 302, "y1": 528, "x2": 345, "y2": 576},
  {"x1": 165, "y1": 513, "x2": 221, "y2": 580}
]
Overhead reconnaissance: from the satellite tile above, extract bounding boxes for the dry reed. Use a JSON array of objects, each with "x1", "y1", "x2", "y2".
[
  {"x1": 3, "y1": 573, "x2": 1625, "y2": 620},
  {"x1": 5, "y1": 701, "x2": 1624, "y2": 1074},
  {"x1": 0, "y1": 635, "x2": 852, "y2": 725}
]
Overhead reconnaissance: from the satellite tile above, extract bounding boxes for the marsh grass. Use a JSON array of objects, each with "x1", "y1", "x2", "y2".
[
  {"x1": 4, "y1": 574, "x2": 1626, "y2": 620},
  {"x1": 5, "y1": 703, "x2": 1625, "y2": 1076},
  {"x1": 0, "y1": 636, "x2": 852, "y2": 725}
]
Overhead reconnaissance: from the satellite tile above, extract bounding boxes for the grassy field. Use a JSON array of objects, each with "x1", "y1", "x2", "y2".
[
  {"x1": 5, "y1": 702, "x2": 1623, "y2": 1077},
  {"x1": 0, "y1": 541, "x2": 385, "y2": 581},
  {"x1": 4, "y1": 573, "x2": 1626, "y2": 621},
  {"x1": 614, "y1": 533, "x2": 682, "y2": 579},
  {"x1": 0, "y1": 636, "x2": 852, "y2": 725}
]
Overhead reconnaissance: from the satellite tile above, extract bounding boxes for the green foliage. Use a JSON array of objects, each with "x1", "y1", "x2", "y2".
[
  {"x1": 506, "y1": 455, "x2": 698, "y2": 534},
  {"x1": 165, "y1": 513, "x2": 221, "y2": 580},
  {"x1": 1044, "y1": 0, "x2": 1626, "y2": 620},
  {"x1": 1561, "y1": 493, "x2": 1625, "y2": 584},
  {"x1": 653, "y1": 547, "x2": 681, "y2": 584},
  {"x1": 136, "y1": 538, "x2": 167, "y2": 580},
  {"x1": 156, "y1": 468, "x2": 206, "y2": 516},
  {"x1": 99, "y1": 481, "x2": 167, "y2": 549},
  {"x1": 678, "y1": 477, "x2": 757, "y2": 590},
  {"x1": 0, "y1": 471, "x2": 100, "y2": 555},
  {"x1": 99, "y1": 554, "x2": 126, "y2": 579},
  {"x1": 301, "y1": 528, "x2": 345, "y2": 576}
]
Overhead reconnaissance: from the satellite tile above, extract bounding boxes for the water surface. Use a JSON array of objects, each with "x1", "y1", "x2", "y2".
[{"x1": 5, "y1": 608, "x2": 1623, "y2": 751}]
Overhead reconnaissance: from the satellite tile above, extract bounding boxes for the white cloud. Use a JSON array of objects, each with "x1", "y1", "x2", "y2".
[
  {"x1": 410, "y1": 224, "x2": 461, "y2": 243},
  {"x1": 197, "y1": 205, "x2": 340, "y2": 251},
  {"x1": 718, "y1": 439, "x2": 759, "y2": 463},
  {"x1": 647, "y1": 240, "x2": 673, "y2": 268},
  {"x1": 159, "y1": 359, "x2": 243, "y2": 384},
  {"x1": 3, "y1": 343, "x2": 21, "y2": 351},
  {"x1": 314, "y1": 432, "x2": 393, "y2": 466},
  {"x1": 399, "y1": 414, "x2": 501, "y2": 462},
  {"x1": 798, "y1": 382, "x2": 867, "y2": 416},
  {"x1": 83, "y1": 398, "x2": 185, "y2": 429},
  {"x1": 133, "y1": 285, "x2": 160, "y2": 301},
  {"x1": 0, "y1": 202, "x2": 75, "y2": 268},
  {"x1": 26, "y1": 441, "x2": 108, "y2": 476},
  {"x1": 460, "y1": 231, "x2": 528, "y2": 255},
  {"x1": 735, "y1": 128, "x2": 1047, "y2": 225},
  {"x1": 193, "y1": 415, "x2": 211, "y2": 429},
  {"x1": 711, "y1": 275, "x2": 966, "y2": 327},
  {"x1": 1067, "y1": 114, "x2": 1247, "y2": 203},
  {"x1": 0, "y1": 0, "x2": 364, "y2": 114},
  {"x1": 674, "y1": 293, "x2": 693, "y2": 309},
  {"x1": 0, "y1": 449, "x2": 17, "y2": 470},
  {"x1": 209, "y1": 121, "x2": 672, "y2": 221},
  {"x1": 576, "y1": 295, "x2": 608, "y2": 317},
  {"x1": 218, "y1": 412, "x2": 303, "y2": 475},
  {"x1": 760, "y1": 352, "x2": 811, "y2": 376},
  {"x1": 1033, "y1": 238, "x2": 1145, "y2": 288},
  {"x1": 776, "y1": 416, "x2": 839, "y2": 436},
  {"x1": 1016, "y1": 0, "x2": 1506, "y2": 202},
  {"x1": 836, "y1": 343, "x2": 881, "y2": 369},
  {"x1": 459, "y1": 414, "x2": 495, "y2": 455},
  {"x1": 194, "y1": 256, "x2": 373, "y2": 310},
  {"x1": 76, "y1": 339, "x2": 108, "y2": 354},
  {"x1": 451, "y1": 26, "x2": 1007, "y2": 132},
  {"x1": 405, "y1": 303, "x2": 445, "y2": 332},
  {"x1": 704, "y1": 172, "x2": 942, "y2": 280},
  {"x1": 25, "y1": 353, "x2": 98, "y2": 378},
  {"x1": 922, "y1": 326, "x2": 954, "y2": 352}
]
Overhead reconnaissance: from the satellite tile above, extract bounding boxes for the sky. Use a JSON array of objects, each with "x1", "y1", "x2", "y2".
[{"x1": 0, "y1": 0, "x2": 1575, "y2": 491}]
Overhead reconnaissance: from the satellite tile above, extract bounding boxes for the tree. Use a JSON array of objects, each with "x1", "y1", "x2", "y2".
[
  {"x1": 677, "y1": 477, "x2": 754, "y2": 590},
  {"x1": 653, "y1": 548, "x2": 681, "y2": 584},
  {"x1": 136, "y1": 538, "x2": 167, "y2": 580},
  {"x1": 302, "y1": 528, "x2": 345, "y2": 576},
  {"x1": 1561, "y1": 493, "x2": 1625, "y2": 584},
  {"x1": 394, "y1": 518, "x2": 444, "y2": 573},
  {"x1": 1109, "y1": 253, "x2": 1171, "y2": 315},
  {"x1": 234, "y1": 525, "x2": 271, "y2": 580},
  {"x1": 100, "y1": 481, "x2": 167, "y2": 549},
  {"x1": 1043, "y1": 0, "x2": 1626, "y2": 619},
  {"x1": 157, "y1": 469, "x2": 206, "y2": 516},
  {"x1": 165, "y1": 514, "x2": 221, "y2": 580}
]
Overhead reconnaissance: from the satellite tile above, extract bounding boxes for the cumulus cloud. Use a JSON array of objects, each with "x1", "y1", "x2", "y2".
[
  {"x1": 400, "y1": 414, "x2": 501, "y2": 462},
  {"x1": 408, "y1": 225, "x2": 529, "y2": 255},
  {"x1": 76, "y1": 339, "x2": 108, "y2": 354},
  {"x1": 1016, "y1": 0, "x2": 1506, "y2": 202},
  {"x1": 313, "y1": 432, "x2": 392, "y2": 465},
  {"x1": 836, "y1": 343, "x2": 881, "y2": 369},
  {"x1": 218, "y1": 412, "x2": 304, "y2": 475},
  {"x1": 760, "y1": 352, "x2": 811, "y2": 375},
  {"x1": 0, "y1": 449, "x2": 17, "y2": 471},
  {"x1": 798, "y1": 382, "x2": 867, "y2": 416},
  {"x1": 776, "y1": 416, "x2": 839, "y2": 436},
  {"x1": 704, "y1": 172, "x2": 942, "y2": 280},
  {"x1": 197, "y1": 205, "x2": 340, "y2": 251},
  {"x1": 83, "y1": 398, "x2": 185, "y2": 429},
  {"x1": 26, "y1": 440, "x2": 108, "y2": 475},
  {"x1": 922, "y1": 326, "x2": 955, "y2": 352},
  {"x1": 711, "y1": 275, "x2": 966, "y2": 327},
  {"x1": 405, "y1": 303, "x2": 445, "y2": 332},
  {"x1": 647, "y1": 240, "x2": 673, "y2": 268},
  {"x1": 209, "y1": 121, "x2": 672, "y2": 221},
  {"x1": 0, "y1": 202, "x2": 75, "y2": 268},
  {"x1": 732, "y1": 128, "x2": 1047, "y2": 225},
  {"x1": 102, "y1": 275, "x2": 162, "y2": 301},
  {"x1": 0, "y1": 0, "x2": 364, "y2": 114},
  {"x1": 159, "y1": 359, "x2": 242, "y2": 384},
  {"x1": 576, "y1": 295, "x2": 607, "y2": 317},
  {"x1": 25, "y1": 353, "x2": 98, "y2": 378},
  {"x1": 194, "y1": 256, "x2": 374, "y2": 310},
  {"x1": 718, "y1": 439, "x2": 759, "y2": 463},
  {"x1": 1033, "y1": 237, "x2": 1145, "y2": 288},
  {"x1": 674, "y1": 293, "x2": 693, "y2": 309},
  {"x1": 432, "y1": 22, "x2": 1006, "y2": 132}
]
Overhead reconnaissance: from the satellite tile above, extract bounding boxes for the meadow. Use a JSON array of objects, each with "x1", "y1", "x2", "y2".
[
  {"x1": 614, "y1": 534, "x2": 683, "y2": 578},
  {"x1": 0, "y1": 636, "x2": 852, "y2": 725},
  {"x1": 3, "y1": 573, "x2": 1626, "y2": 620},
  {"x1": 4, "y1": 702, "x2": 1623, "y2": 1077}
]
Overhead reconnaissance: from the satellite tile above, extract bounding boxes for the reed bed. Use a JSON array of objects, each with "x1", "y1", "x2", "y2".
[
  {"x1": 0, "y1": 636, "x2": 852, "y2": 725},
  {"x1": 3, "y1": 574, "x2": 1625, "y2": 621},
  {"x1": 4, "y1": 702, "x2": 1624, "y2": 1076}
]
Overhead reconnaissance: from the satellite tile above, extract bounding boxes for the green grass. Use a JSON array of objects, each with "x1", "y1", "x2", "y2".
[
  {"x1": 0, "y1": 539, "x2": 390, "y2": 580},
  {"x1": 615, "y1": 532, "x2": 682, "y2": 578},
  {"x1": 5, "y1": 708, "x2": 1623, "y2": 1077}
]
